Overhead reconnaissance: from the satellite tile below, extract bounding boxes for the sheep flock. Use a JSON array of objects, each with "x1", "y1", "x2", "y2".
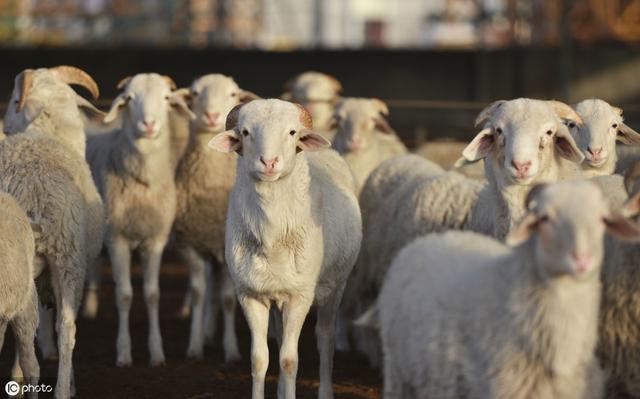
[{"x1": 1, "y1": 66, "x2": 640, "y2": 399}]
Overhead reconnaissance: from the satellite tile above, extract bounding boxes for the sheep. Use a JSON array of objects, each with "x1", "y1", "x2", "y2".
[
  {"x1": 208, "y1": 98, "x2": 361, "y2": 399},
  {"x1": 377, "y1": 180, "x2": 640, "y2": 399},
  {"x1": 331, "y1": 97, "x2": 408, "y2": 193},
  {"x1": 568, "y1": 99, "x2": 640, "y2": 177},
  {"x1": 344, "y1": 99, "x2": 585, "y2": 365},
  {"x1": 172, "y1": 73, "x2": 257, "y2": 361},
  {"x1": 2, "y1": 66, "x2": 105, "y2": 398},
  {"x1": 0, "y1": 191, "x2": 39, "y2": 397},
  {"x1": 281, "y1": 71, "x2": 342, "y2": 139},
  {"x1": 595, "y1": 160, "x2": 640, "y2": 398},
  {"x1": 87, "y1": 73, "x2": 194, "y2": 367}
]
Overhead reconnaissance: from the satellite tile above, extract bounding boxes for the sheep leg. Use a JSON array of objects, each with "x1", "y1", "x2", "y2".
[
  {"x1": 203, "y1": 262, "x2": 219, "y2": 344},
  {"x1": 0, "y1": 318, "x2": 7, "y2": 351},
  {"x1": 11, "y1": 287, "x2": 40, "y2": 394},
  {"x1": 37, "y1": 306, "x2": 58, "y2": 360},
  {"x1": 82, "y1": 256, "x2": 103, "y2": 319},
  {"x1": 52, "y1": 272, "x2": 79, "y2": 399},
  {"x1": 316, "y1": 288, "x2": 344, "y2": 399},
  {"x1": 142, "y1": 241, "x2": 166, "y2": 366},
  {"x1": 239, "y1": 295, "x2": 270, "y2": 399},
  {"x1": 280, "y1": 297, "x2": 313, "y2": 399},
  {"x1": 177, "y1": 287, "x2": 192, "y2": 319},
  {"x1": 180, "y1": 245, "x2": 206, "y2": 359},
  {"x1": 220, "y1": 266, "x2": 240, "y2": 362},
  {"x1": 108, "y1": 236, "x2": 133, "y2": 367},
  {"x1": 334, "y1": 310, "x2": 350, "y2": 352},
  {"x1": 272, "y1": 309, "x2": 284, "y2": 399}
]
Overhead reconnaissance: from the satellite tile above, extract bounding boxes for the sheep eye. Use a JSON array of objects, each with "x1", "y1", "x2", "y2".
[
  {"x1": 538, "y1": 214, "x2": 549, "y2": 223},
  {"x1": 495, "y1": 127, "x2": 503, "y2": 135},
  {"x1": 231, "y1": 92, "x2": 238, "y2": 97},
  {"x1": 568, "y1": 122, "x2": 576, "y2": 128},
  {"x1": 242, "y1": 129, "x2": 249, "y2": 137},
  {"x1": 165, "y1": 95, "x2": 170, "y2": 100},
  {"x1": 546, "y1": 130, "x2": 553, "y2": 136},
  {"x1": 612, "y1": 123, "x2": 619, "y2": 129},
  {"x1": 289, "y1": 130, "x2": 296, "y2": 136}
]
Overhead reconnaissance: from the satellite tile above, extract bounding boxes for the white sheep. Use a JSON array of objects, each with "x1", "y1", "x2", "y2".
[
  {"x1": 208, "y1": 99, "x2": 361, "y2": 399},
  {"x1": 595, "y1": 161, "x2": 640, "y2": 397},
  {"x1": 172, "y1": 73, "x2": 257, "y2": 361},
  {"x1": 377, "y1": 180, "x2": 640, "y2": 399},
  {"x1": 568, "y1": 99, "x2": 640, "y2": 177},
  {"x1": 88, "y1": 73, "x2": 194, "y2": 366},
  {"x1": 281, "y1": 71, "x2": 342, "y2": 139},
  {"x1": 346, "y1": 99, "x2": 585, "y2": 366},
  {"x1": 0, "y1": 191, "x2": 39, "y2": 396},
  {"x1": 2, "y1": 66, "x2": 105, "y2": 398},
  {"x1": 331, "y1": 97, "x2": 407, "y2": 193}
]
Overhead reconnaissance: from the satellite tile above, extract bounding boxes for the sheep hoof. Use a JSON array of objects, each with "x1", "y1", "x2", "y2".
[
  {"x1": 186, "y1": 347, "x2": 204, "y2": 360},
  {"x1": 116, "y1": 354, "x2": 132, "y2": 367},
  {"x1": 149, "y1": 354, "x2": 166, "y2": 367},
  {"x1": 224, "y1": 350, "x2": 241, "y2": 363}
]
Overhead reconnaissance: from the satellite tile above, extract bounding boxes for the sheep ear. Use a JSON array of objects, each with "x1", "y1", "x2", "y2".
[
  {"x1": 75, "y1": 94, "x2": 105, "y2": 119},
  {"x1": 372, "y1": 98, "x2": 389, "y2": 116},
  {"x1": 547, "y1": 100, "x2": 583, "y2": 126},
  {"x1": 208, "y1": 130, "x2": 242, "y2": 154},
  {"x1": 624, "y1": 160, "x2": 640, "y2": 195},
  {"x1": 475, "y1": 100, "x2": 506, "y2": 127},
  {"x1": 506, "y1": 212, "x2": 540, "y2": 246},
  {"x1": 462, "y1": 128, "x2": 494, "y2": 161},
  {"x1": 281, "y1": 92, "x2": 293, "y2": 101},
  {"x1": 617, "y1": 123, "x2": 640, "y2": 145},
  {"x1": 604, "y1": 213, "x2": 640, "y2": 241},
  {"x1": 173, "y1": 88, "x2": 191, "y2": 103},
  {"x1": 374, "y1": 116, "x2": 395, "y2": 135},
  {"x1": 240, "y1": 90, "x2": 260, "y2": 103},
  {"x1": 103, "y1": 94, "x2": 128, "y2": 124},
  {"x1": 297, "y1": 129, "x2": 331, "y2": 152},
  {"x1": 169, "y1": 91, "x2": 196, "y2": 120},
  {"x1": 554, "y1": 124, "x2": 584, "y2": 163}
]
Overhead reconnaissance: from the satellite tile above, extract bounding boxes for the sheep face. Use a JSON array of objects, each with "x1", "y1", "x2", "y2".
[
  {"x1": 283, "y1": 72, "x2": 341, "y2": 131},
  {"x1": 572, "y1": 99, "x2": 640, "y2": 168},
  {"x1": 464, "y1": 99, "x2": 584, "y2": 186},
  {"x1": 4, "y1": 66, "x2": 101, "y2": 135},
  {"x1": 185, "y1": 74, "x2": 257, "y2": 133},
  {"x1": 332, "y1": 98, "x2": 394, "y2": 153},
  {"x1": 103, "y1": 73, "x2": 194, "y2": 140},
  {"x1": 208, "y1": 99, "x2": 330, "y2": 182},
  {"x1": 507, "y1": 181, "x2": 640, "y2": 279}
]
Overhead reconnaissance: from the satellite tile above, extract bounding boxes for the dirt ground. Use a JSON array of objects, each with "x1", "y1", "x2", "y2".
[{"x1": 0, "y1": 254, "x2": 381, "y2": 398}]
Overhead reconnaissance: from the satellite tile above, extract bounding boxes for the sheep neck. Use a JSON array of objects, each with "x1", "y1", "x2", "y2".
[
  {"x1": 505, "y1": 242, "x2": 601, "y2": 378},
  {"x1": 110, "y1": 126, "x2": 172, "y2": 187},
  {"x1": 235, "y1": 154, "x2": 311, "y2": 251},
  {"x1": 27, "y1": 107, "x2": 86, "y2": 157}
]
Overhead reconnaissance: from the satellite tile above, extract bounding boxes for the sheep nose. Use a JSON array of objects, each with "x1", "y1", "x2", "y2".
[
  {"x1": 587, "y1": 147, "x2": 603, "y2": 158},
  {"x1": 511, "y1": 160, "x2": 531, "y2": 174},
  {"x1": 204, "y1": 111, "x2": 219, "y2": 125},
  {"x1": 260, "y1": 156, "x2": 279, "y2": 170},
  {"x1": 143, "y1": 120, "x2": 155, "y2": 130},
  {"x1": 571, "y1": 252, "x2": 592, "y2": 275}
]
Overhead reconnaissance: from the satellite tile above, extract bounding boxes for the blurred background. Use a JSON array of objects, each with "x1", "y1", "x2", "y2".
[{"x1": 0, "y1": 0, "x2": 639, "y2": 141}]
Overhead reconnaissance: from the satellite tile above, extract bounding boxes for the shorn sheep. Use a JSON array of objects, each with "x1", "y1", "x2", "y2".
[
  {"x1": 0, "y1": 192, "x2": 39, "y2": 398},
  {"x1": 376, "y1": 180, "x2": 640, "y2": 399},
  {"x1": 569, "y1": 99, "x2": 640, "y2": 177},
  {"x1": 331, "y1": 97, "x2": 407, "y2": 193},
  {"x1": 281, "y1": 71, "x2": 342, "y2": 139},
  {"x1": 89, "y1": 73, "x2": 194, "y2": 366},
  {"x1": 1, "y1": 66, "x2": 105, "y2": 398},
  {"x1": 173, "y1": 73, "x2": 257, "y2": 361},
  {"x1": 345, "y1": 98, "x2": 585, "y2": 365},
  {"x1": 208, "y1": 99, "x2": 362, "y2": 399}
]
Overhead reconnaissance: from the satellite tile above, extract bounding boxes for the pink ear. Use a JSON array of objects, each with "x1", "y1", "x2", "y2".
[
  {"x1": 555, "y1": 125, "x2": 584, "y2": 163},
  {"x1": 297, "y1": 129, "x2": 331, "y2": 152},
  {"x1": 462, "y1": 128, "x2": 494, "y2": 161},
  {"x1": 605, "y1": 213, "x2": 640, "y2": 242},
  {"x1": 208, "y1": 130, "x2": 242, "y2": 154}
]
